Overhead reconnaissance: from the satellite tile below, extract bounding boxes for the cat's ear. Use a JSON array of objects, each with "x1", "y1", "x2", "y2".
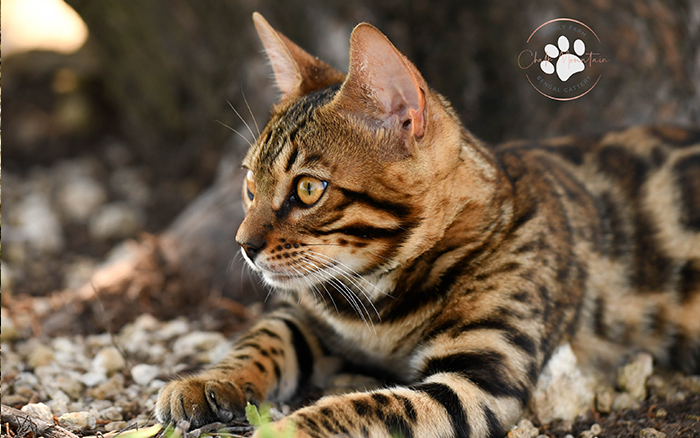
[
  {"x1": 253, "y1": 12, "x2": 345, "y2": 101},
  {"x1": 334, "y1": 23, "x2": 426, "y2": 138}
]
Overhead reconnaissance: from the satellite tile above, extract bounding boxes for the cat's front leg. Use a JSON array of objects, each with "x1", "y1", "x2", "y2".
[
  {"x1": 263, "y1": 347, "x2": 533, "y2": 438},
  {"x1": 156, "y1": 309, "x2": 323, "y2": 428}
]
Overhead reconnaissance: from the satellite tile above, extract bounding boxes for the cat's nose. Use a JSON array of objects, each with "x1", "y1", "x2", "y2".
[{"x1": 239, "y1": 236, "x2": 267, "y2": 259}]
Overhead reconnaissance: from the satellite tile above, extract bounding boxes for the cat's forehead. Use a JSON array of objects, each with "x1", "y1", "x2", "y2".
[{"x1": 248, "y1": 84, "x2": 342, "y2": 172}]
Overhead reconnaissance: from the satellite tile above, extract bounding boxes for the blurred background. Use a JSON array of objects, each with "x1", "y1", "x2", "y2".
[{"x1": 2, "y1": 0, "x2": 699, "y2": 337}]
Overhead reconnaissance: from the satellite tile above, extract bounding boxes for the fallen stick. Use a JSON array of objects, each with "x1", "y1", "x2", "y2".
[{"x1": 1, "y1": 404, "x2": 79, "y2": 438}]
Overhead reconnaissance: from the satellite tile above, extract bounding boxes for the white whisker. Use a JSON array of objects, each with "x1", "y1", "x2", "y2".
[
  {"x1": 306, "y1": 249, "x2": 392, "y2": 300},
  {"x1": 224, "y1": 96, "x2": 257, "y2": 141},
  {"x1": 241, "y1": 87, "x2": 261, "y2": 136},
  {"x1": 303, "y1": 251, "x2": 380, "y2": 330},
  {"x1": 215, "y1": 120, "x2": 253, "y2": 147},
  {"x1": 302, "y1": 253, "x2": 370, "y2": 325}
]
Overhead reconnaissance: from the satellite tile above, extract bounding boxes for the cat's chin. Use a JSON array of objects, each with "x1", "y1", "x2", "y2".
[{"x1": 261, "y1": 271, "x2": 310, "y2": 290}]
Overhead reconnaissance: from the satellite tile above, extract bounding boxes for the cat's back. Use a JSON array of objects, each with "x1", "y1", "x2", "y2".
[{"x1": 490, "y1": 125, "x2": 700, "y2": 372}]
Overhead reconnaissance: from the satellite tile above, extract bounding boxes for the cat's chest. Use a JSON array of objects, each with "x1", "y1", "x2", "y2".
[{"x1": 303, "y1": 301, "x2": 429, "y2": 373}]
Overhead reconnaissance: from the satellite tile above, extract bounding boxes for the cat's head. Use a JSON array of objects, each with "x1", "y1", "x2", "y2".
[{"x1": 236, "y1": 13, "x2": 494, "y2": 293}]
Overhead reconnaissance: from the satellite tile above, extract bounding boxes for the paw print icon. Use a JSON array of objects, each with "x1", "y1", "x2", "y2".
[{"x1": 540, "y1": 35, "x2": 585, "y2": 81}]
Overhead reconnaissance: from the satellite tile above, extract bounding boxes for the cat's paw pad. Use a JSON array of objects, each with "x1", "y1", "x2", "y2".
[
  {"x1": 156, "y1": 377, "x2": 247, "y2": 428},
  {"x1": 540, "y1": 35, "x2": 585, "y2": 81}
]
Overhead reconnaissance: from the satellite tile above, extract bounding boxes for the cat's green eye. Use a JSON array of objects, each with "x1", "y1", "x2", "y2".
[
  {"x1": 297, "y1": 176, "x2": 326, "y2": 205},
  {"x1": 245, "y1": 170, "x2": 256, "y2": 200}
]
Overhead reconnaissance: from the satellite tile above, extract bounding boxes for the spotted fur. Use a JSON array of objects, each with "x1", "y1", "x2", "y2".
[{"x1": 156, "y1": 14, "x2": 700, "y2": 437}]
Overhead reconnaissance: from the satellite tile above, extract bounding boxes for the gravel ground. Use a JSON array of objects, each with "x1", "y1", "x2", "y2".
[{"x1": 2, "y1": 309, "x2": 700, "y2": 438}]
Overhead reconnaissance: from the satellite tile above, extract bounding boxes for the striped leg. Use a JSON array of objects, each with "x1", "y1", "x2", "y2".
[
  {"x1": 156, "y1": 309, "x2": 323, "y2": 427},
  {"x1": 266, "y1": 375, "x2": 520, "y2": 438},
  {"x1": 263, "y1": 350, "x2": 530, "y2": 438}
]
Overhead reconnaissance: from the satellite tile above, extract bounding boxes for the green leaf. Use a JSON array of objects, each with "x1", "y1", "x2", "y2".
[{"x1": 245, "y1": 402, "x2": 271, "y2": 427}]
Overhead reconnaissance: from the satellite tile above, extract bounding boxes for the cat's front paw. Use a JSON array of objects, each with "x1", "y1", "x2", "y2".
[{"x1": 156, "y1": 377, "x2": 247, "y2": 428}]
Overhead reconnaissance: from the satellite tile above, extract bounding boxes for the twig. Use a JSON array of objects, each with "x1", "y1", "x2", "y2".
[
  {"x1": 91, "y1": 282, "x2": 132, "y2": 371},
  {"x1": 1, "y1": 404, "x2": 79, "y2": 438}
]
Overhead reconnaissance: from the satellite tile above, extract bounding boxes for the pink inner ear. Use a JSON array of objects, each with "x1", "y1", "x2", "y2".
[{"x1": 346, "y1": 24, "x2": 426, "y2": 137}]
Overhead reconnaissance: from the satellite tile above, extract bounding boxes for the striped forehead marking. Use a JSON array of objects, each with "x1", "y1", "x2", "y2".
[{"x1": 258, "y1": 84, "x2": 341, "y2": 170}]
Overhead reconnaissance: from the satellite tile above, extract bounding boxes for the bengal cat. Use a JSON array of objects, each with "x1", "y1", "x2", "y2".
[{"x1": 156, "y1": 12, "x2": 700, "y2": 438}]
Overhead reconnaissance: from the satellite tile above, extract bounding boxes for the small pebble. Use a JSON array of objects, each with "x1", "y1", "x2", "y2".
[
  {"x1": 92, "y1": 346, "x2": 126, "y2": 375},
  {"x1": 97, "y1": 406, "x2": 124, "y2": 421},
  {"x1": 617, "y1": 353, "x2": 653, "y2": 401},
  {"x1": 48, "y1": 399, "x2": 69, "y2": 416},
  {"x1": 57, "y1": 176, "x2": 107, "y2": 222},
  {"x1": 104, "y1": 421, "x2": 129, "y2": 432},
  {"x1": 612, "y1": 392, "x2": 641, "y2": 411},
  {"x1": 58, "y1": 411, "x2": 97, "y2": 432},
  {"x1": 654, "y1": 407, "x2": 668, "y2": 418},
  {"x1": 508, "y1": 419, "x2": 539, "y2": 438},
  {"x1": 172, "y1": 331, "x2": 226, "y2": 358},
  {"x1": 87, "y1": 374, "x2": 125, "y2": 400},
  {"x1": 131, "y1": 363, "x2": 160, "y2": 386},
  {"x1": 639, "y1": 428, "x2": 666, "y2": 438},
  {"x1": 80, "y1": 371, "x2": 107, "y2": 387},
  {"x1": 54, "y1": 375, "x2": 84, "y2": 399},
  {"x1": 595, "y1": 387, "x2": 614, "y2": 413},
  {"x1": 579, "y1": 423, "x2": 602, "y2": 438},
  {"x1": 15, "y1": 193, "x2": 65, "y2": 253},
  {"x1": 21, "y1": 403, "x2": 54, "y2": 423},
  {"x1": 49, "y1": 390, "x2": 70, "y2": 403},
  {"x1": 27, "y1": 344, "x2": 55, "y2": 368}
]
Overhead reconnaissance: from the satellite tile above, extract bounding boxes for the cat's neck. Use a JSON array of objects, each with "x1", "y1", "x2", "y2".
[{"x1": 376, "y1": 122, "x2": 514, "y2": 303}]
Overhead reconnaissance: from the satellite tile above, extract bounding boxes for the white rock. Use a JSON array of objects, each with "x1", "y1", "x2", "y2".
[
  {"x1": 92, "y1": 346, "x2": 126, "y2": 375},
  {"x1": 80, "y1": 371, "x2": 107, "y2": 387},
  {"x1": 21, "y1": 403, "x2": 54, "y2": 423},
  {"x1": 105, "y1": 421, "x2": 129, "y2": 432},
  {"x1": 130, "y1": 364, "x2": 160, "y2": 386},
  {"x1": 53, "y1": 375, "x2": 84, "y2": 399},
  {"x1": 52, "y1": 337, "x2": 81, "y2": 354},
  {"x1": 48, "y1": 399, "x2": 69, "y2": 416},
  {"x1": 96, "y1": 406, "x2": 123, "y2": 421},
  {"x1": 617, "y1": 353, "x2": 653, "y2": 401},
  {"x1": 530, "y1": 343, "x2": 595, "y2": 424},
  {"x1": 15, "y1": 193, "x2": 65, "y2": 253},
  {"x1": 157, "y1": 318, "x2": 190, "y2": 340},
  {"x1": 507, "y1": 419, "x2": 539, "y2": 438},
  {"x1": 89, "y1": 202, "x2": 144, "y2": 240},
  {"x1": 15, "y1": 372, "x2": 40, "y2": 390},
  {"x1": 639, "y1": 428, "x2": 666, "y2": 438},
  {"x1": 58, "y1": 411, "x2": 97, "y2": 432},
  {"x1": 49, "y1": 390, "x2": 71, "y2": 403},
  {"x1": 148, "y1": 379, "x2": 166, "y2": 394},
  {"x1": 595, "y1": 386, "x2": 615, "y2": 413},
  {"x1": 172, "y1": 331, "x2": 226, "y2": 358},
  {"x1": 57, "y1": 176, "x2": 107, "y2": 221},
  {"x1": 612, "y1": 392, "x2": 640, "y2": 411},
  {"x1": 27, "y1": 344, "x2": 55, "y2": 368}
]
